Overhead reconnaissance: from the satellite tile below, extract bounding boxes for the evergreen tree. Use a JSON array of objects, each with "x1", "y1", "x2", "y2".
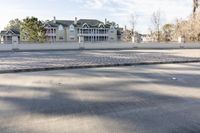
[{"x1": 20, "y1": 17, "x2": 46, "y2": 43}]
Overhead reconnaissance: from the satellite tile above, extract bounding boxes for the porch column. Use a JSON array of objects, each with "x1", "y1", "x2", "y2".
[{"x1": 5, "y1": 36, "x2": 8, "y2": 43}]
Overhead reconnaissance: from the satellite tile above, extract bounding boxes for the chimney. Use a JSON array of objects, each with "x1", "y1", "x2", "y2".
[
  {"x1": 125, "y1": 25, "x2": 127, "y2": 31},
  {"x1": 105, "y1": 18, "x2": 107, "y2": 24},
  {"x1": 74, "y1": 17, "x2": 78, "y2": 25},
  {"x1": 53, "y1": 16, "x2": 56, "y2": 23}
]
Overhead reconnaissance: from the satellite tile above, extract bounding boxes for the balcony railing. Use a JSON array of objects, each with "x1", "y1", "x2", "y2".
[{"x1": 45, "y1": 33, "x2": 56, "y2": 36}]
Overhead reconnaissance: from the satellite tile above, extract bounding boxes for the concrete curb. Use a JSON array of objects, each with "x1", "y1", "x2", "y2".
[
  {"x1": 0, "y1": 60, "x2": 200, "y2": 74},
  {"x1": 1, "y1": 48, "x2": 200, "y2": 53}
]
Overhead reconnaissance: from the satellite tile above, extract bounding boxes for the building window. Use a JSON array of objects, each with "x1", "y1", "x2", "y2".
[
  {"x1": 59, "y1": 36, "x2": 64, "y2": 40},
  {"x1": 99, "y1": 29, "x2": 105, "y2": 34}
]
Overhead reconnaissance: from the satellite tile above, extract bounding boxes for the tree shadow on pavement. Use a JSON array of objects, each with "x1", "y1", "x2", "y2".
[{"x1": 0, "y1": 64, "x2": 200, "y2": 133}]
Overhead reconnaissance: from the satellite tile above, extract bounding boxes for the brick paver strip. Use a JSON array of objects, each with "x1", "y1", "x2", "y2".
[{"x1": 0, "y1": 50, "x2": 200, "y2": 73}]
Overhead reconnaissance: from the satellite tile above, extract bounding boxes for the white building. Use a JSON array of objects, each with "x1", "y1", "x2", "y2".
[
  {"x1": 44, "y1": 17, "x2": 118, "y2": 43},
  {"x1": 0, "y1": 29, "x2": 20, "y2": 44}
]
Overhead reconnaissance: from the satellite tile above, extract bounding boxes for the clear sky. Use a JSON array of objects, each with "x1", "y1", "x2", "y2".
[{"x1": 0, "y1": 0, "x2": 193, "y2": 33}]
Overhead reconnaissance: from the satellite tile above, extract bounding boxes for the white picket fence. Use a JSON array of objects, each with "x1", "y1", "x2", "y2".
[{"x1": 0, "y1": 42, "x2": 200, "y2": 52}]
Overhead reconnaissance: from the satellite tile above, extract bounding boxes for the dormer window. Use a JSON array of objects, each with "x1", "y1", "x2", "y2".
[
  {"x1": 110, "y1": 25, "x2": 115, "y2": 33},
  {"x1": 82, "y1": 23, "x2": 89, "y2": 28},
  {"x1": 58, "y1": 25, "x2": 64, "y2": 31},
  {"x1": 110, "y1": 25, "x2": 115, "y2": 30},
  {"x1": 69, "y1": 25, "x2": 75, "y2": 32},
  {"x1": 99, "y1": 23, "x2": 105, "y2": 29}
]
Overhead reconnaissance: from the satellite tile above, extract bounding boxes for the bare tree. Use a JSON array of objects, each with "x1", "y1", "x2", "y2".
[
  {"x1": 164, "y1": 1, "x2": 200, "y2": 42},
  {"x1": 193, "y1": 0, "x2": 199, "y2": 15},
  {"x1": 121, "y1": 26, "x2": 132, "y2": 42},
  {"x1": 174, "y1": 13, "x2": 200, "y2": 42},
  {"x1": 151, "y1": 10, "x2": 162, "y2": 42},
  {"x1": 130, "y1": 13, "x2": 138, "y2": 36}
]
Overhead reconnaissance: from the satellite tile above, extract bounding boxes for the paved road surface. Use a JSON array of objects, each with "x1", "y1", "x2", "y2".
[
  {"x1": 0, "y1": 63, "x2": 200, "y2": 133},
  {"x1": 0, "y1": 49, "x2": 200, "y2": 72}
]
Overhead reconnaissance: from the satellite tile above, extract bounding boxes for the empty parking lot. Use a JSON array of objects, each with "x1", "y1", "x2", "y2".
[{"x1": 0, "y1": 63, "x2": 200, "y2": 133}]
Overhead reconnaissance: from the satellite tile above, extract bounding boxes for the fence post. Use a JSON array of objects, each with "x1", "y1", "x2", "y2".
[
  {"x1": 12, "y1": 36, "x2": 20, "y2": 51},
  {"x1": 79, "y1": 36, "x2": 85, "y2": 49}
]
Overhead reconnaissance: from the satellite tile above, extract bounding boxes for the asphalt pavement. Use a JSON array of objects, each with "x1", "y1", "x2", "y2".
[{"x1": 0, "y1": 63, "x2": 199, "y2": 133}]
